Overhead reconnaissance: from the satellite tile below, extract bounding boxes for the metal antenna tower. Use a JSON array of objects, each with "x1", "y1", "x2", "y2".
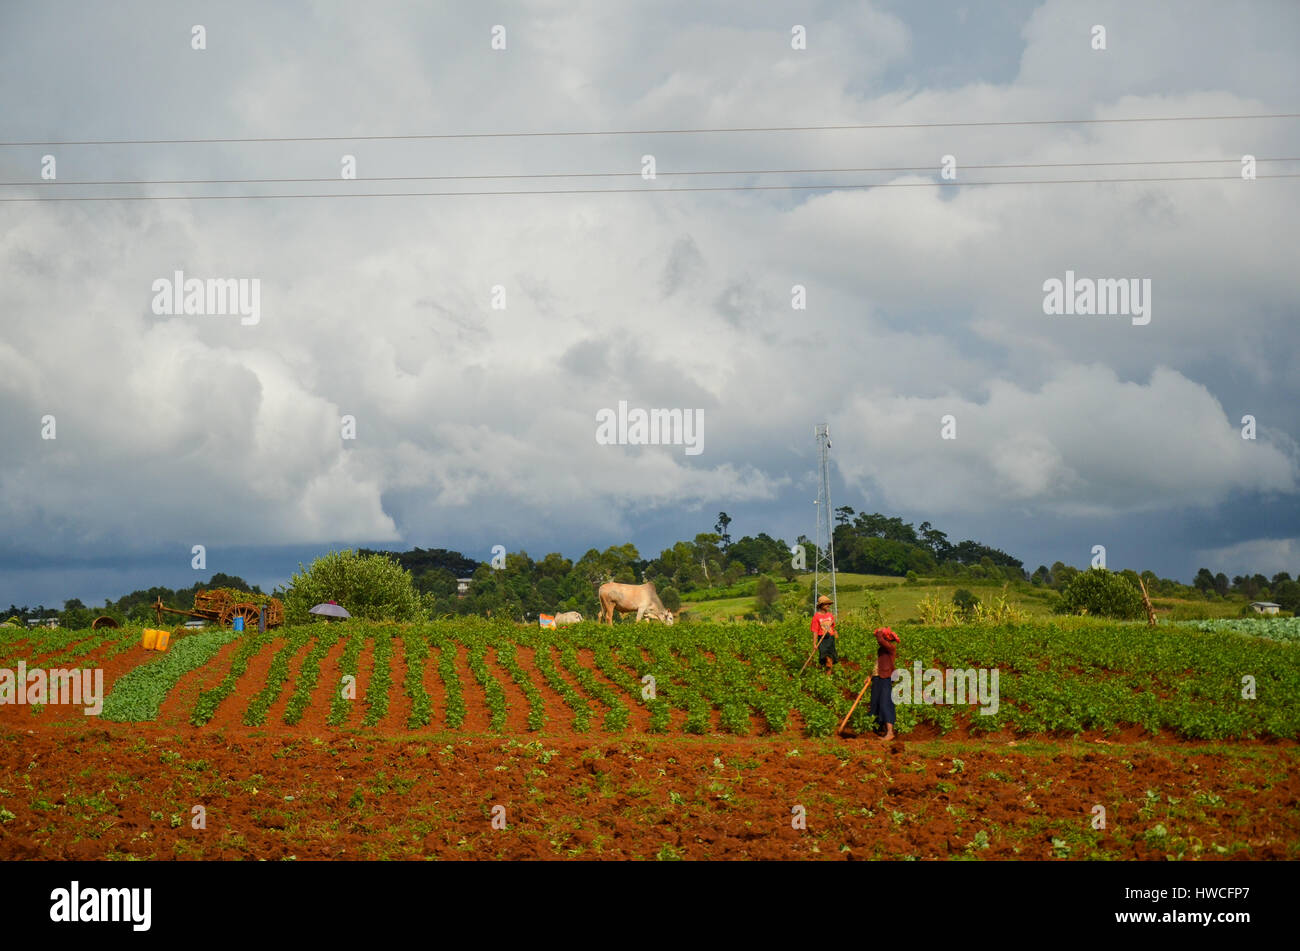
[{"x1": 814, "y1": 424, "x2": 837, "y2": 616}]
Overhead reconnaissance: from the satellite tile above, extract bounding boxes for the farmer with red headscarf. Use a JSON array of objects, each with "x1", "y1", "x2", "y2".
[{"x1": 870, "y1": 626, "x2": 900, "y2": 740}]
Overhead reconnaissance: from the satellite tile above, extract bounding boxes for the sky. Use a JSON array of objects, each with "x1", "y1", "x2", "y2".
[{"x1": 1, "y1": 1, "x2": 1298, "y2": 609}]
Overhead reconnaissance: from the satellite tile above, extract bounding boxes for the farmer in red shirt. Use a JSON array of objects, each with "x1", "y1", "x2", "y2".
[
  {"x1": 870, "y1": 626, "x2": 900, "y2": 740},
  {"x1": 810, "y1": 594, "x2": 838, "y2": 673}
]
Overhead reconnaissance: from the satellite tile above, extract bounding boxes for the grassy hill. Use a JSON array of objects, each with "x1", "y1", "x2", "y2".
[{"x1": 678, "y1": 573, "x2": 1249, "y2": 625}]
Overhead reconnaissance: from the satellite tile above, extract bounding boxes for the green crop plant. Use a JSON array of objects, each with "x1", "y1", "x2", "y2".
[
  {"x1": 531, "y1": 640, "x2": 592, "y2": 732},
  {"x1": 282, "y1": 630, "x2": 337, "y2": 725},
  {"x1": 466, "y1": 641, "x2": 508, "y2": 731},
  {"x1": 362, "y1": 630, "x2": 394, "y2": 727},
  {"x1": 100, "y1": 629, "x2": 241, "y2": 721},
  {"x1": 326, "y1": 628, "x2": 366, "y2": 727},
  {"x1": 403, "y1": 631, "x2": 433, "y2": 729},
  {"x1": 557, "y1": 643, "x2": 629, "y2": 731},
  {"x1": 243, "y1": 629, "x2": 314, "y2": 726},
  {"x1": 190, "y1": 630, "x2": 271, "y2": 725},
  {"x1": 436, "y1": 637, "x2": 467, "y2": 729},
  {"x1": 497, "y1": 642, "x2": 546, "y2": 731}
]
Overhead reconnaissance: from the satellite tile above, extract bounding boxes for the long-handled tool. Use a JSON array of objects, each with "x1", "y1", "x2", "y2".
[
  {"x1": 838, "y1": 675, "x2": 873, "y2": 735},
  {"x1": 800, "y1": 612, "x2": 837, "y2": 675},
  {"x1": 798, "y1": 633, "x2": 827, "y2": 675}
]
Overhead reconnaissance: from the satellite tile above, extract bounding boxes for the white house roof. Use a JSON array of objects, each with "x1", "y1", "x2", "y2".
[{"x1": 1250, "y1": 601, "x2": 1281, "y2": 607}]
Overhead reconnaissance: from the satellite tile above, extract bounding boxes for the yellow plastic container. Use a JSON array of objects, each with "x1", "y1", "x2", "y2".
[
  {"x1": 154, "y1": 630, "x2": 171, "y2": 652},
  {"x1": 141, "y1": 628, "x2": 160, "y2": 650}
]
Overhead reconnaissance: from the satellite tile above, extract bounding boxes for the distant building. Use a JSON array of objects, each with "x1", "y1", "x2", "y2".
[
  {"x1": 456, "y1": 578, "x2": 473, "y2": 598},
  {"x1": 26, "y1": 618, "x2": 58, "y2": 629},
  {"x1": 1249, "y1": 601, "x2": 1281, "y2": 615},
  {"x1": 183, "y1": 620, "x2": 207, "y2": 629}
]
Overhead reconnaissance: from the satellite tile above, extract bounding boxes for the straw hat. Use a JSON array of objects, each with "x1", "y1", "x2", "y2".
[{"x1": 816, "y1": 595, "x2": 833, "y2": 606}]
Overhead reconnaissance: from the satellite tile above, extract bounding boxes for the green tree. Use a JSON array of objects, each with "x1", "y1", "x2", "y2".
[
  {"x1": 952, "y1": 589, "x2": 979, "y2": 617},
  {"x1": 1061, "y1": 568, "x2": 1144, "y2": 619},
  {"x1": 660, "y1": 586, "x2": 682, "y2": 614},
  {"x1": 415, "y1": 566, "x2": 458, "y2": 599},
  {"x1": 285, "y1": 549, "x2": 423, "y2": 623},
  {"x1": 714, "y1": 512, "x2": 732, "y2": 552},
  {"x1": 1272, "y1": 580, "x2": 1300, "y2": 613},
  {"x1": 753, "y1": 575, "x2": 782, "y2": 621},
  {"x1": 60, "y1": 598, "x2": 95, "y2": 630}
]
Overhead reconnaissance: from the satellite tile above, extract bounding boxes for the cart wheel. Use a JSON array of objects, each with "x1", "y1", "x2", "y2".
[{"x1": 229, "y1": 604, "x2": 260, "y2": 629}]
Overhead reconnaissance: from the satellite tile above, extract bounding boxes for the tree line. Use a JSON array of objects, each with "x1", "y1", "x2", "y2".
[{"x1": 10, "y1": 512, "x2": 1298, "y2": 626}]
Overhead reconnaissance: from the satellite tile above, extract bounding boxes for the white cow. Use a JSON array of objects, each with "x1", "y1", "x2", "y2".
[
  {"x1": 597, "y1": 582, "x2": 674, "y2": 625},
  {"x1": 554, "y1": 611, "x2": 583, "y2": 625}
]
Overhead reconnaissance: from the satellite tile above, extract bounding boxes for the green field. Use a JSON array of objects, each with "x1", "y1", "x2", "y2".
[
  {"x1": 26, "y1": 615, "x2": 1289, "y2": 740},
  {"x1": 679, "y1": 573, "x2": 1257, "y2": 625},
  {"x1": 679, "y1": 573, "x2": 1057, "y2": 624}
]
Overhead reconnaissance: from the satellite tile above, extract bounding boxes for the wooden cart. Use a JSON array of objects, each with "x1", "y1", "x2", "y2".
[{"x1": 151, "y1": 589, "x2": 284, "y2": 630}]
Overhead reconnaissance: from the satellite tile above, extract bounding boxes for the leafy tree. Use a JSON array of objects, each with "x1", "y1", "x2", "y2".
[
  {"x1": 1061, "y1": 568, "x2": 1144, "y2": 619},
  {"x1": 1273, "y1": 580, "x2": 1300, "y2": 614},
  {"x1": 285, "y1": 549, "x2": 423, "y2": 623},
  {"x1": 1052, "y1": 562, "x2": 1079, "y2": 590},
  {"x1": 659, "y1": 586, "x2": 682, "y2": 614},
  {"x1": 415, "y1": 566, "x2": 458, "y2": 599},
  {"x1": 714, "y1": 512, "x2": 732, "y2": 552},
  {"x1": 60, "y1": 598, "x2": 95, "y2": 630},
  {"x1": 952, "y1": 589, "x2": 979, "y2": 617},
  {"x1": 753, "y1": 575, "x2": 782, "y2": 621},
  {"x1": 692, "y1": 533, "x2": 723, "y2": 584}
]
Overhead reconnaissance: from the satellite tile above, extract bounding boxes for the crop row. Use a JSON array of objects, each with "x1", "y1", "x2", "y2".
[
  {"x1": 530, "y1": 642, "x2": 592, "y2": 731},
  {"x1": 282, "y1": 632, "x2": 338, "y2": 725},
  {"x1": 100, "y1": 629, "x2": 241, "y2": 722},
  {"x1": 497, "y1": 642, "x2": 546, "y2": 731},
  {"x1": 593, "y1": 642, "x2": 671, "y2": 731},
  {"x1": 326, "y1": 629, "x2": 366, "y2": 726},
  {"x1": 466, "y1": 642, "x2": 508, "y2": 731},
  {"x1": 89, "y1": 616, "x2": 1300, "y2": 739},
  {"x1": 558, "y1": 643, "x2": 629, "y2": 730},
  {"x1": 363, "y1": 632, "x2": 394, "y2": 727},
  {"x1": 435, "y1": 638, "x2": 467, "y2": 729},
  {"x1": 403, "y1": 633, "x2": 433, "y2": 729},
  {"x1": 191, "y1": 630, "x2": 271, "y2": 726},
  {"x1": 243, "y1": 629, "x2": 315, "y2": 727}
]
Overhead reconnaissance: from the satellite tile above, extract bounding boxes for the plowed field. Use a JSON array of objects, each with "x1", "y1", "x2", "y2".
[{"x1": 1, "y1": 618, "x2": 1297, "y2": 860}]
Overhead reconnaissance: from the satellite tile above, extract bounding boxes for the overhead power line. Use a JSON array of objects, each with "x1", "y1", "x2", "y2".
[
  {"x1": 1, "y1": 112, "x2": 1296, "y2": 147},
  {"x1": 2, "y1": 173, "x2": 1296, "y2": 202},
  {"x1": 3, "y1": 156, "x2": 1295, "y2": 188}
]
